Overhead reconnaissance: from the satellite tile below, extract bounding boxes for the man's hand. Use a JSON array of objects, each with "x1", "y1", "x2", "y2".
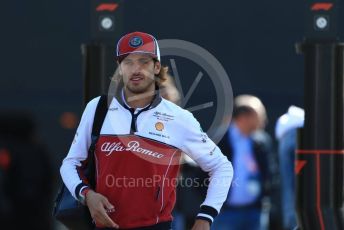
[
  {"x1": 191, "y1": 219, "x2": 210, "y2": 230},
  {"x1": 85, "y1": 190, "x2": 119, "y2": 228}
]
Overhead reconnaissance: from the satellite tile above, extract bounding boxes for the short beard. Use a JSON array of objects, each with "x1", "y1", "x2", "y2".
[
  {"x1": 127, "y1": 79, "x2": 155, "y2": 92},
  {"x1": 125, "y1": 80, "x2": 156, "y2": 102}
]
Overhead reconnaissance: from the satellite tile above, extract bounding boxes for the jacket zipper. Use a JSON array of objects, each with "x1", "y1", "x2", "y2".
[
  {"x1": 156, "y1": 186, "x2": 161, "y2": 224},
  {"x1": 155, "y1": 186, "x2": 161, "y2": 200}
]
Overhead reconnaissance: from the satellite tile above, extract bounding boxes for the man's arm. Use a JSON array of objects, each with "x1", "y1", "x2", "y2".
[
  {"x1": 60, "y1": 97, "x2": 98, "y2": 199},
  {"x1": 180, "y1": 111, "x2": 233, "y2": 228},
  {"x1": 59, "y1": 97, "x2": 119, "y2": 228}
]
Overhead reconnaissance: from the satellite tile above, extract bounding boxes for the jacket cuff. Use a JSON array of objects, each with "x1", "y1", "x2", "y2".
[
  {"x1": 196, "y1": 205, "x2": 218, "y2": 225},
  {"x1": 75, "y1": 182, "x2": 89, "y2": 199}
]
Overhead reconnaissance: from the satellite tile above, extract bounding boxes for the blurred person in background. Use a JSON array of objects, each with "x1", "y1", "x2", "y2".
[
  {"x1": 240, "y1": 95, "x2": 282, "y2": 230},
  {"x1": 213, "y1": 95, "x2": 273, "y2": 230},
  {"x1": 275, "y1": 106, "x2": 304, "y2": 230},
  {"x1": 0, "y1": 112, "x2": 53, "y2": 230}
]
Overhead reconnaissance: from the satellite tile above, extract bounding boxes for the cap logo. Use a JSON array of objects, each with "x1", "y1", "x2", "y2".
[{"x1": 129, "y1": 36, "x2": 143, "y2": 48}]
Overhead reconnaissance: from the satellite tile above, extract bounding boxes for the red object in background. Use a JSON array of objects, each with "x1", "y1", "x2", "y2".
[
  {"x1": 295, "y1": 160, "x2": 307, "y2": 175},
  {"x1": 0, "y1": 148, "x2": 11, "y2": 171},
  {"x1": 96, "y1": 3, "x2": 119, "y2": 12},
  {"x1": 60, "y1": 112, "x2": 79, "y2": 130},
  {"x1": 311, "y1": 3, "x2": 334, "y2": 11}
]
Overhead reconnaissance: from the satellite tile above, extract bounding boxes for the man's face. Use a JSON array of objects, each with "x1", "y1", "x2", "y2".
[
  {"x1": 119, "y1": 53, "x2": 161, "y2": 95},
  {"x1": 245, "y1": 112, "x2": 259, "y2": 134},
  {"x1": 236, "y1": 111, "x2": 259, "y2": 136}
]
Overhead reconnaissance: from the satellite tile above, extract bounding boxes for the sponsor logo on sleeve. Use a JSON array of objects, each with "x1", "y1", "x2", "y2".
[
  {"x1": 108, "y1": 107, "x2": 118, "y2": 111},
  {"x1": 209, "y1": 146, "x2": 216, "y2": 155}
]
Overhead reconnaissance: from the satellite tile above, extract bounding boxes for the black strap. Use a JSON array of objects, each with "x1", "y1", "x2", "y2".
[{"x1": 87, "y1": 95, "x2": 109, "y2": 189}]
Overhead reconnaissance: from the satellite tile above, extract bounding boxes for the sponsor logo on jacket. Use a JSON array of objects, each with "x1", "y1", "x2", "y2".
[
  {"x1": 155, "y1": 122, "x2": 164, "y2": 131},
  {"x1": 101, "y1": 141, "x2": 165, "y2": 158}
]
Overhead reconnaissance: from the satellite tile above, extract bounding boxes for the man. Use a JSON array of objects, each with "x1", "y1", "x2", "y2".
[
  {"x1": 60, "y1": 31, "x2": 233, "y2": 230},
  {"x1": 214, "y1": 95, "x2": 271, "y2": 230}
]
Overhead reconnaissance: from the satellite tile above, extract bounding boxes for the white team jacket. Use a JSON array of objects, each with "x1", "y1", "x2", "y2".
[{"x1": 60, "y1": 92, "x2": 233, "y2": 228}]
